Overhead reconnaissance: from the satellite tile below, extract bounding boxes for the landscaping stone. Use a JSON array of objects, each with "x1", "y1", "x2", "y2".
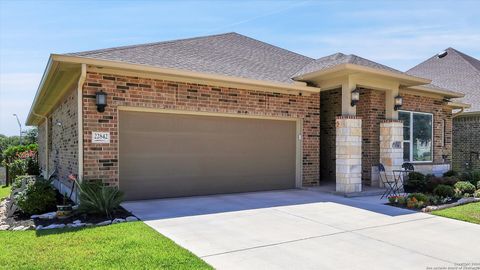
[
  {"x1": 0, "y1": 224, "x2": 10, "y2": 230},
  {"x1": 422, "y1": 197, "x2": 480, "y2": 212},
  {"x1": 38, "y1": 212, "x2": 57, "y2": 220},
  {"x1": 73, "y1": 219, "x2": 82, "y2": 224},
  {"x1": 112, "y1": 218, "x2": 126, "y2": 224},
  {"x1": 43, "y1": 223, "x2": 65, "y2": 230},
  {"x1": 30, "y1": 215, "x2": 39, "y2": 219},
  {"x1": 12, "y1": 225, "x2": 26, "y2": 231},
  {"x1": 35, "y1": 225, "x2": 43, "y2": 230},
  {"x1": 126, "y1": 216, "x2": 138, "y2": 222},
  {"x1": 96, "y1": 220, "x2": 112, "y2": 226}
]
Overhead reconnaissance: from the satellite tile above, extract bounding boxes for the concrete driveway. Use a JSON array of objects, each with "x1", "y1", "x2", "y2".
[{"x1": 122, "y1": 189, "x2": 480, "y2": 270}]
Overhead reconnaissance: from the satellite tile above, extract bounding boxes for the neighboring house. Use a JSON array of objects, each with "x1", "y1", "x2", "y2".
[
  {"x1": 26, "y1": 33, "x2": 467, "y2": 200},
  {"x1": 407, "y1": 48, "x2": 480, "y2": 171}
]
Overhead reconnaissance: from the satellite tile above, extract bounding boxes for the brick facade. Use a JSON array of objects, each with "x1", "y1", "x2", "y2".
[
  {"x1": 82, "y1": 72, "x2": 320, "y2": 187},
  {"x1": 37, "y1": 88, "x2": 78, "y2": 186},
  {"x1": 356, "y1": 88, "x2": 386, "y2": 185},
  {"x1": 401, "y1": 93, "x2": 452, "y2": 164},
  {"x1": 453, "y1": 114, "x2": 480, "y2": 171},
  {"x1": 320, "y1": 88, "x2": 342, "y2": 182}
]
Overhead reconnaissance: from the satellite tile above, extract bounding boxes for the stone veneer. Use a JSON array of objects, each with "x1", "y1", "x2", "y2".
[
  {"x1": 82, "y1": 72, "x2": 320, "y2": 187},
  {"x1": 379, "y1": 120, "x2": 403, "y2": 187},
  {"x1": 335, "y1": 116, "x2": 362, "y2": 193}
]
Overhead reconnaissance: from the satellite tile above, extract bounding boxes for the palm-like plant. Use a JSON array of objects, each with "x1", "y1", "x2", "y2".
[{"x1": 75, "y1": 179, "x2": 124, "y2": 219}]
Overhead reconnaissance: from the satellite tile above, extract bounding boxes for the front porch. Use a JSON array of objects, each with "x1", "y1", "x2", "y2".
[{"x1": 315, "y1": 72, "x2": 453, "y2": 194}]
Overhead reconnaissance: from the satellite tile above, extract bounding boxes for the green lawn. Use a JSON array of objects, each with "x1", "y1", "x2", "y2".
[
  {"x1": 0, "y1": 185, "x2": 11, "y2": 200},
  {"x1": 432, "y1": 202, "x2": 480, "y2": 224},
  {"x1": 0, "y1": 222, "x2": 212, "y2": 270}
]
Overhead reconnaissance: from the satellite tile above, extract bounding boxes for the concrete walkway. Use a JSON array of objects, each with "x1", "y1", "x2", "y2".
[{"x1": 122, "y1": 189, "x2": 480, "y2": 270}]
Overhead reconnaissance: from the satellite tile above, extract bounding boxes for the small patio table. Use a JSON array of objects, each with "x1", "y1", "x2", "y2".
[{"x1": 392, "y1": 169, "x2": 414, "y2": 195}]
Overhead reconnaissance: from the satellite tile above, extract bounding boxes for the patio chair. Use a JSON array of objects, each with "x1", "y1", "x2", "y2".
[
  {"x1": 377, "y1": 163, "x2": 398, "y2": 199},
  {"x1": 401, "y1": 162, "x2": 415, "y2": 171}
]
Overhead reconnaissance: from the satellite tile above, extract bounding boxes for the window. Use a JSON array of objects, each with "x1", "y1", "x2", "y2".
[{"x1": 399, "y1": 111, "x2": 433, "y2": 162}]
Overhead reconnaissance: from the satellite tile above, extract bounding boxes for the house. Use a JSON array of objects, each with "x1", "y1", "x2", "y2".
[
  {"x1": 26, "y1": 33, "x2": 468, "y2": 200},
  {"x1": 407, "y1": 48, "x2": 480, "y2": 171}
]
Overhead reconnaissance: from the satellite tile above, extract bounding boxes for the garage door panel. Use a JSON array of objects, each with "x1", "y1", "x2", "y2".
[{"x1": 119, "y1": 111, "x2": 297, "y2": 200}]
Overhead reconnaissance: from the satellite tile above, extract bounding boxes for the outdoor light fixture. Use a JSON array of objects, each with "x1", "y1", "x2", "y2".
[
  {"x1": 96, "y1": 90, "x2": 107, "y2": 112},
  {"x1": 394, "y1": 95, "x2": 403, "y2": 111},
  {"x1": 351, "y1": 88, "x2": 360, "y2": 107}
]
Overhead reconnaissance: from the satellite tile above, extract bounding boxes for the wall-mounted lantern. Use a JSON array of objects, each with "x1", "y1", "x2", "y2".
[
  {"x1": 96, "y1": 91, "x2": 107, "y2": 112},
  {"x1": 394, "y1": 95, "x2": 403, "y2": 111},
  {"x1": 351, "y1": 88, "x2": 360, "y2": 107}
]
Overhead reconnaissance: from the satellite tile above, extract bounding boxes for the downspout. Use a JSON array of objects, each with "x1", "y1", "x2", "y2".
[
  {"x1": 77, "y1": 64, "x2": 87, "y2": 183},
  {"x1": 31, "y1": 111, "x2": 49, "y2": 178}
]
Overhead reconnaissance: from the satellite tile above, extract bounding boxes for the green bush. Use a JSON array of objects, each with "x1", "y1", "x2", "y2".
[
  {"x1": 7, "y1": 159, "x2": 28, "y2": 181},
  {"x1": 14, "y1": 177, "x2": 56, "y2": 215},
  {"x1": 459, "y1": 170, "x2": 480, "y2": 187},
  {"x1": 454, "y1": 181, "x2": 476, "y2": 196},
  {"x1": 474, "y1": 190, "x2": 480, "y2": 198},
  {"x1": 407, "y1": 193, "x2": 429, "y2": 203},
  {"x1": 477, "y1": 181, "x2": 480, "y2": 190},
  {"x1": 426, "y1": 176, "x2": 458, "y2": 193},
  {"x1": 404, "y1": 172, "x2": 427, "y2": 193},
  {"x1": 77, "y1": 181, "x2": 124, "y2": 219},
  {"x1": 443, "y1": 170, "x2": 458, "y2": 177},
  {"x1": 433, "y1": 184, "x2": 455, "y2": 198}
]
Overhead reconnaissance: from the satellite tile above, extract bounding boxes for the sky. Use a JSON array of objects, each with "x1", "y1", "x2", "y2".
[{"x1": 0, "y1": 0, "x2": 479, "y2": 135}]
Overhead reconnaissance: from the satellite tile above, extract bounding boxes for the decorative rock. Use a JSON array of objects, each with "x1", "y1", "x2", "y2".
[
  {"x1": 96, "y1": 220, "x2": 111, "y2": 226},
  {"x1": 35, "y1": 225, "x2": 44, "y2": 230},
  {"x1": 72, "y1": 205, "x2": 79, "y2": 210},
  {"x1": 12, "y1": 226, "x2": 26, "y2": 231},
  {"x1": 0, "y1": 225, "x2": 10, "y2": 230},
  {"x1": 126, "y1": 216, "x2": 138, "y2": 222},
  {"x1": 73, "y1": 219, "x2": 82, "y2": 224},
  {"x1": 43, "y1": 223, "x2": 65, "y2": 230},
  {"x1": 112, "y1": 218, "x2": 126, "y2": 224},
  {"x1": 85, "y1": 223, "x2": 93, "y2": 227},
  {"x1": 30, "y1": 215, "x2": 39, "y2": 219},
  {"x1": 67, "y1": 223, "x2": 75, "y2": 228},
  {"x1": 39, "y1": 212, "x2": 57, "y2": 220}
]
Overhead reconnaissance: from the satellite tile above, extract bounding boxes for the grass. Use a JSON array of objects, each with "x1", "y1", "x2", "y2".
[
  {"x1": 0, "y1": 185, "x2": 11, "y2": 200},
  {"x1": 432, "y1": 202, "x2": 480, "y2": 224},
  {"x1": 0, "y1": 222, "x2": 212, "y2": 270}
]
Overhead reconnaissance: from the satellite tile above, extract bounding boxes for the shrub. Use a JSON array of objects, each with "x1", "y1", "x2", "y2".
[
  {"x1": 387, "y1": 195, "x2": 405, "y2": 204},
  {"x1": 433, "y1": 184, "x2": 455, "y2": 198},
  {"x1": 14, "y1": 177, "x2": 56, "y2": 215},
  {"x1": 404, "y1": 172, "x2": 427, "y2": 193},
  {"x1": 443, "y1": 170, "x2": 458, "y2": 177},
  {"x1": 477, "y1": 181, "x2": 480, "y2": 190},
  {"x1": 474, "y1": 190, "x2": 480, "y2": 198},
  {"x1": 7, "y1": 159, "x2": 28, "y2": 181},
  {"x1": 454, "y1": 181, "x2": 476, "y2": 196},
  {"x1": 407, "y1": 192, "x2": 428, "y2": 203},
  {"x1": 77, "y1": 181, "x2": 124, "y2": 219},
  {"x1": 428, "y1": 195, "x2": 447, "y2": 205},
  {"x1": 406, "y1": 197, "x2": 425, "y2": 209},
  {"x1": 426, "y1": 176, "x2": 458, "y2": 193}
]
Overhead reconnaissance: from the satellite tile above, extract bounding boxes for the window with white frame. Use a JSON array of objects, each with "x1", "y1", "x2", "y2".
[{"x1": 399, "y1": 111, "x2": 433, "y2": 162}]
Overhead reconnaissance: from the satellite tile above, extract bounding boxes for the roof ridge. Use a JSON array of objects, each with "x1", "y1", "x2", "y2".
[
  {"x1": 66, "y1": 32, "x2": 238, "y2": 56},
  {"x1": 448, "y1": 47, "x2": 480, "y2": 72}
]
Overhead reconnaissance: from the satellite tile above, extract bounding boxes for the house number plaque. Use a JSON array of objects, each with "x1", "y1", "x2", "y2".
[{"x1": 92, "y1": 132, "x2": 110, "y2": 144}]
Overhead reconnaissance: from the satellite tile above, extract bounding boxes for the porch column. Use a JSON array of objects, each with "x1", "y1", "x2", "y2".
[
  {"x1": 379, "y1": 120, "x2": 403, "y2": 187},
  {"x1": 336, "y1": 116, "x2": 362, "y2": 193}
]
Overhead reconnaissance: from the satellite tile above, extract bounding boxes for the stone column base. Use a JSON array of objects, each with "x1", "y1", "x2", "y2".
[
  {"x1": 379, "y1": 120, "x2": 403, "y2": 188},
  {"x1": 336, "y1": 116, "x2": 362, "y2": 193}
]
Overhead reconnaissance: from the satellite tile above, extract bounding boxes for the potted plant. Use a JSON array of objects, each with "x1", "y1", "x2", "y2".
[{"x1": 56, "y1": 192, "x2": 72, "y2": 219}]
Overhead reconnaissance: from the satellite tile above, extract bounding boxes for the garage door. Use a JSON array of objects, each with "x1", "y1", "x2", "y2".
[{"x1": 119, "y1": 110, "x2": 298, "y2": 200}]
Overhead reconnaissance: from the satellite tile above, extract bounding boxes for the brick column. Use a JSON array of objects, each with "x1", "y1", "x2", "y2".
[
  {"x1": 379, "y1": 120, "x2": 403, "y2": 187},
  {"x1": 336, "y1": 116, "x2": 362, "y2": 193}
]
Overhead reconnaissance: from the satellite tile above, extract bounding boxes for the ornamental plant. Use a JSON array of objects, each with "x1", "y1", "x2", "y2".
[{"x1": 454, "y1": 181, "x2": 476, "y2": 197}]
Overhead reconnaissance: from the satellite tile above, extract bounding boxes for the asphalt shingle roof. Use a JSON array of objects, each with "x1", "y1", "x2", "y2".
[
  {"x1": 292, "y1": 52, "x2": 405, "y2": 78},
  {"x1": 67, "y1": 32, "x2": 313, "y2": 85},
  {"x1": 407, "y1": 48, "x2": 480, "y2": 112}
]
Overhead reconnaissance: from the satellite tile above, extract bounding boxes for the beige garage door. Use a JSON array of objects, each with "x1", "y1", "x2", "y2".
[{"x1": 119, "y1": 110, "x2": 298, "y2": 200}]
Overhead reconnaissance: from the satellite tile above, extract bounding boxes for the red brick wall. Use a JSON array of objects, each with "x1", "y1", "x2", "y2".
[
  {"x1": 82, "y1": 72, "x2": 320, "y2": 187},
  {"x1": 401, "y1": 93, "x2": 452, "y2": 164},
  {"x1": 356, "y1": 88, "x2": 385, "y2": 185},
  {"x1": 320, "y1": 88, "x2": 342, "y2": 182}
]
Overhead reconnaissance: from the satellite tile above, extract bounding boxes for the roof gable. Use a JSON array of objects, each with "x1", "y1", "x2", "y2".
[{"x1": 407, "y1": 48, "x2": 480, "y2": 111}]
